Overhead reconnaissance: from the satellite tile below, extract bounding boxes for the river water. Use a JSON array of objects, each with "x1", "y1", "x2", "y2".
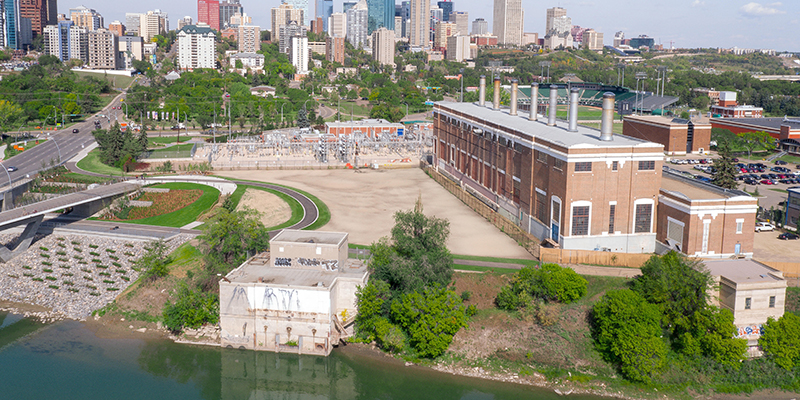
[{"x1": 0, "y1": 312, "x2": 607, "y2": 399}]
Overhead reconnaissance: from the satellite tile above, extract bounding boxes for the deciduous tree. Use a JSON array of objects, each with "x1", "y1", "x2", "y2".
[{"x1": 760, "y1": 313, "x2": 800, "y2": 370}]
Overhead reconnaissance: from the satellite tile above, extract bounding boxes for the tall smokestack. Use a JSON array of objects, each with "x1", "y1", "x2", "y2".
[
  {"x1": 547, "y1": 85, "x2": 557, "y2": 126},
  {"x1": 568, "y1": 87, "x2": 579, "y2": 132},
  {"x1": 479, "y1": 76, "x2": 486, "y2": 107},
  {"x1": 493, "y1": 77, "x2": 501, "y2": 110},
  {"x1": 529, "y1": 83, "x2": 538, "y2": 121},
  {"x1": 510, "y1": 80, "x2": 518, "y2": 116},
  {"x1": 600, "y1": 92, "x2": 616, "y2": 141}
]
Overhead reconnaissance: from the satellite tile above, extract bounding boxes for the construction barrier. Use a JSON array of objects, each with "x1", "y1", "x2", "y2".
[
  {"x1": 539, "y1": 248, "x2": 652, "y2": 269},
  {"x1": 756, "y1": 260, "x2": 800, "y2": 278}
]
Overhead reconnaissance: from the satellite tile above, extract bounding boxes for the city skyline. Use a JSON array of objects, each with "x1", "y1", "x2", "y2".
[{"x1": 58, "y1": 1, "x2": 800, "y2": 51}]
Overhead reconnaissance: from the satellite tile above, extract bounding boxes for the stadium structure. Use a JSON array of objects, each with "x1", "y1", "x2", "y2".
[{"x1": 508, "y1": 82, "x2": 679, "y2": 115}]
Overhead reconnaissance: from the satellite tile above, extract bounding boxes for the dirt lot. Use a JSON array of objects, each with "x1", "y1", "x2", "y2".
[
  {"x1": 753, "y1": 229, "x2": 800, "y2": 263},
  {"x1": 235, "y1": 188, "x2": 292, "y2": 228},
  {"x1": 216, "y1": 168, "x2": 534, "y2": 259}
]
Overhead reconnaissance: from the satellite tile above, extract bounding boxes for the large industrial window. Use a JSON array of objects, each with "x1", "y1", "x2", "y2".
[
  {"x1": 536, "y1": 192, "x2": 547, "y2": 223},
  {"x1": 736, "y1": 220, "x2": 744, "y2": 234},
  {"x1": 638, "y1": 160, "x2": 655, "y2": 170},
  {"x1": 769, "y1": 296, "x2": 776, "y2": 308},
  {"x1": 667, "y1": 219, "x2": 684, "y2": 244},
  {"x1": 572, "y1": 206, "x2": 590, "y2": 236},
  {"x1": 745, "y1": 297, "x2": 752, "y2": 310},
  {"x1": 575, "y1": 162, "x2": 592, "y2": 172},
  {"x1": 608, "y1": 204, "x2": 616, "y2": 233},
  {"x1": 537, "y1": 151, "x2": 548, "y2": 163},
  {"x1": 634, "y1": 204, "x2": 653, "y2": 233},
  {"x1": 554, "y1": 159, "x2": 564, "y2": 171},
  {"x1": 612, "y1": 161, "x2": 619, "y2": 171}
]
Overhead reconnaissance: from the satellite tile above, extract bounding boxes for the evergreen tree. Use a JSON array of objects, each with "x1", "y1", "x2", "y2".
[
  {"x1": 296, "y1": 107, "x2": 310, "y2": 128},
  {"x1": 712, "y1": 140, "x2": 739, "y2": 189}
]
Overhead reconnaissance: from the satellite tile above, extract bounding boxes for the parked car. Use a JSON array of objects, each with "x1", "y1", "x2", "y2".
[
  {"x1": 755, "y1": 222, "x2": 775, "y2": 232},
  {"x1": 760, "y1": 179, "x2": 775, "y2": 185},
  {"x1": 744, "y1": 178, "x2": 759, "y2": 185},
  {"x1": 775, "y1": 160, "x2": 788, "y2": 165},
  {"x1": 6, "y1": 166, "x2": 17, "y2": 172},
  {"x1": 72, "y1": 128, "x2": 79, "y2": 133},
  {"x1": 779, "y1": 232, "x2": 799, "y2": 240}
]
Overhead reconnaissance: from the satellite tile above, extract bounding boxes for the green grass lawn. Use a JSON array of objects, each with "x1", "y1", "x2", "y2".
[
  {"x1": 453, "y1": 264, "x2": 520, "y2": 275},
  {"x1": 4, "y1": 140, "x2": 40, "y2": 159},
  {"x1": 219, "y1": 177, "x2": 330, "y2": 230},
  {"x1": 76, "y1": 149, "x2": 126, "y2": 176},
  {"x1": 777, "y1": 154, "x2": 800, "y2": 164},
  {"x1": 146, "y1": 144, "x2": 195, "y2": 159},
  {"x1": 336, "y1": 101, "x2": 372, "y2": 117},
  {"x1": 117, "y1": 182, "x2": 220, "y2": 227},
  {"x1": 769, "y1": 188, "x2": 788, "y2": 194},
  {"x1": 50, "y1": 172, "x2": 112, "y2": 184},
  {"x1": 73, "y1": 71, "x2": 134, "y2": 88},
  {"x1": 556, "y1": 105, "x2": 620, "y2": 121},
  {"x1": 147, "y1": 136, "x2": 192, "y2": 148},
  {"x1": 579, "y1": 122, "x2": 625, "y2": 135}
]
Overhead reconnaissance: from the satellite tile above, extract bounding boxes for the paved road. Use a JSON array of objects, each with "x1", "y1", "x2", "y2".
[
  {"x1": 0, "y1": 92, "x2": 127, "y2": 188},
  {"x1": 39, "y1": 216, "x2": 200, "y2": 239}
]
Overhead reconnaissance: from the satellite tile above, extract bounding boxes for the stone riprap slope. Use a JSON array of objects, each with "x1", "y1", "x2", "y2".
[{"x1": 0, "y1": 233, "x2": 192, "y2": 321}]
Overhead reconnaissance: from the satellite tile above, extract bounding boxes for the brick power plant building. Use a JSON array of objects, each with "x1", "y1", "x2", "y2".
[{"x1": 433, "y1": 79, "x2": 664, "y2": 253}]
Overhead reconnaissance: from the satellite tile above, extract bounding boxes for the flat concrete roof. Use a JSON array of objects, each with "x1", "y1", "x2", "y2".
[
  {"x1": 625, "y1": 115, "x2": 711, "y2": 127},
  {"x1": 435, "y1": 102, "x2": 663, "y2": 150},
  {"x1": 711, "y1": 117, "x2": 800, "y2": 130},
  {"x1": 226, "y1": 252, "x2": 368, "y2": 286},
  {"x1": 704, "y1": 259, "x2": 784, "y2": 285},
  {"x1": 271, "y1": 230, "x2": 347, "y2": 246},
  {"x1": 661, "y1": 172, "x2": 753, "y2": 201}
]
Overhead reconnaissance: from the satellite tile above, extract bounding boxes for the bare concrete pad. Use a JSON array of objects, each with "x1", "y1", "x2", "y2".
[{"x1": 217, "y1": 168, "x2": 534, "y2": 259}]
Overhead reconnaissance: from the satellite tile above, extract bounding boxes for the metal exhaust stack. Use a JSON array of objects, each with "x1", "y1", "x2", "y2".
[
  {"x1": 510, "y1": 80, "x2": 518, "y2": 116},
  {"x1": 568, "y1": 87, "x2": 579, "y2": 132},
  {"x1": 529, "y1": 83, "x2": 538, "y2": 121},
  {"x1": 479, "y1": 76, "x2": 486, "y2": 106},
  {"x1": 547, "y1": 85, "x2": 558, "y2": 126},
  {"x1": 493, "y1": 77, "x2": 501, "y2": 110},
  {"x1": 600, "y1": 92, "x2": 616, "y2": 141}
]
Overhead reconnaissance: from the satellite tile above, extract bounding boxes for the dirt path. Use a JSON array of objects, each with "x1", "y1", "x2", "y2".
[
  {"x1": 216, "y1": 168, "x2": 534, "y2": 259},
  {"x1": 235, "y1": 188, "x2": 292, "y2": 228}
]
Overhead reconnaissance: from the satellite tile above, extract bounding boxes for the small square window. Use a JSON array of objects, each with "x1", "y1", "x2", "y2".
[
  {"x1": 769, "y1": 296, "x2": 776, "y2": 308},
  {"x1": 745, "y1": 297, "x2": 752, "y2": 310},
  {"x1": 554, "y1": 159, "x2": 564, "y2": 171},
  {"x1": 316, "y1": 247, "x2": 322, "y2": 255}
]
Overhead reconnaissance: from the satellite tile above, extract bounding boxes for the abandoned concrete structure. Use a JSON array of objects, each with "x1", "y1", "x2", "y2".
[{"x1": 219, "y1": 230, "x2": 368, "y2": 355}]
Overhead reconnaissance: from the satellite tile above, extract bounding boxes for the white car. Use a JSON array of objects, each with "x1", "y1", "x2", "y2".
[{"x1": 755, "y1": 222, "x2": 775, "y2": 232}]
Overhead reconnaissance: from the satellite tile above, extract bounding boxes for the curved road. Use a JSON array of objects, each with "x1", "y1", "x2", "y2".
[{"x1": 64, "y1": 163, "x2": 319, "y2": 231}]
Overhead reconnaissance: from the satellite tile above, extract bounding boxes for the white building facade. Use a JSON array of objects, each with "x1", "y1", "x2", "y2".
[{"x1": 177, "y1": 24, "x2": 217, "y2": 70}]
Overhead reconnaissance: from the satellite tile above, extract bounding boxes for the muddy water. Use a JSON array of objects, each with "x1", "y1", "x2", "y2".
[{"x1": 0, "y1": 312, "x2": 608, "y2": 399}]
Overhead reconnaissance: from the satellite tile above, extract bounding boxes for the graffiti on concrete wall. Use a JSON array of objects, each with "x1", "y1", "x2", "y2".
[
  {"x1": 261, "y1": 288, "x2": 300, "y2": 311},
  {"x1": 275, "y1": 257, "x2": 292, "y2": 266},
  {"x1": 736, "y1": 324, "x2": 764, "y2": 337},
  {"x1": 297, "y1": 258, "x2": 339, "y2": 271},
  {"x1": 226, "y1": 285, "x2": 250, "y2": 313}
]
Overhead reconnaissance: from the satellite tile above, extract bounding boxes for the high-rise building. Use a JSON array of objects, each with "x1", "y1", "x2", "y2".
[
  {"x1": 271, "y1": 3, "x2": 303, "y2": 44},
  {"x1": 613, "y1": 31, "x2": 624, "y2": 47},
  {"x1": 177, "y1": 23, "x2": 216, "y2": 69},
  {"x1": 372, "y1": 27, "x2": 394, "y2": 66},
  {"x1": 394, "y1": 16, "x2": 401, "y2": 38},
  {"x1": 45, "y1": 0, "x2": 56, "y2": 25},
  {"x1": 139, "y1": 11, "x2": 164, "y2": 42},
  {"x1": 238, "y1": 24, "x2": 259, "y2": 53},
  {"x1": 283, "y1": 0, "x2": 310, "y2": 26},
  {"x1": 44, "y1": 20, "x2": 87, "y2": 62},
  {"x1": 434, "y1": 21, "x2": 456, "y2": 51},
  {"x1": 345, "y1": 0, "x2": 367, "y2": 49},
  {"x1": 229, "y1": 12, "x2": 251, "y2": 27},
  {"x1": 311, "y1": 17, "x2": 323, "y2": 35},
  {"x1": 326, "y1": 35, "x2": 344, "y2": 63},
  {"x1": 125, "y1": 13, "x2": 140, "y2": 35},
  {"x1": 198, "y1": 0, "x2": 220, "y2": 31},
  {"x1": 70, "y1": 5, "x2": 103, "y2": 31},
  {"x1": 88, "y1": 29, "x2": 118, "y2": 70},
  {"x1": 177, "y1": 16, "x2": 193, "y2": 30},
  {"x1": 493, "y1": 0, "x2": 523, "y2": 46},
  {"x1": 366, "y1": 0, "x2": 394, "y2": 34},
  {"x1": 118, "y1": 35, "x2": 144, "y2": 69},
  {"x1": 449, "y1": 11, "x2": 468, "y2": 35},
  {"x1": 409, "y1": 0, "x2": 429, "y2": 48},
  {"x1": 437, "y1": 1, "x2": 453, "y2": 21},
  {"x1": 400, "y1": 1, "x2": 410, "y2": 38},
  {"x1": 471, "y1": 18, "x2": 488, "y2": 35},
  {"x1": 315, "y1": 0, "x2": 332, "y2": 31},
  {"x1": 582, "y1": 29, "x2": 603, "y2": 51},
  {"x1": 152, "y1": 9, "x2": 169, "y2": 32},
  {"x1": 108, "y1": 21, "x2": 125, "y2": 37},
  {"x1": 3, "y1": 0, "x2": 21, "y2": 49},
  {"x1": 219, "y1": 0, "x2": 243, "y2": 29},
  {"x1": 20, "y1": 0, "x2": 48, "y2": 36},
  {"x1": 545, "y1": 7, "x2": 566, "y2": 33},
  {"x1": 446, "y1": 34, "x2": 470, "y2": 61},
  {"x1": 289, "y1": 34, "x2": 308, "y2": 74},
  {"x1": 279, "y1": 21, "x2": 305, "y2": 53},
  {"x1": 342, "y1": 2, "x2": 356, "y2": 13},
  {"x1": 327, "y1": 12, "x2": 345, "y2": 38}
]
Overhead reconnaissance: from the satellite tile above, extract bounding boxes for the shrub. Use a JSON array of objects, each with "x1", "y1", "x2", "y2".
[
  {"x1": 391, "y1": 286, "x2": 469, "y2": 358},
  {"x1": 162, "y1": 282, "x2": 219, "y2": 331},
  {"x1": 43, "y1": 268, "x2": 53, "y2": 273},
  {"x1": 760, "y1": 313, "x2": 800, "y2": 370},
  {"x1": 48, "y1": 285, "x2": 59, "y2": 289},
  {"x1": 22, "y1": 265, "x2": 31, "y2": 269},
  {"x1": 89, "y1": 244, "x2": 98, "y2": 249},
  {"x1": 102, "y1": 279, "x2": 114, "y2": 284},
  {"x1": 495, "y1": 264, "x2": 587, "y2": 309},
  {"x1": 71, "y1": 241, "x2": 80, "y2": 245},
  {"x1": 90, "y1": 252, "x2": 100, "y2": 257},
  {"x1": 45, "y1": 276, "x2": 57, "y2": 281},
  {"x1": 42, "y1": 261, "x2": 52, "y2": 266},
  {"x1": 374, "y1": 317, "x2": 406, "y2": 352},
  {"x1": 106, "y1": 249, "x2": 116, "y2": 254},
  {"x1": 74, "y1": 247, "x2": 82, "y2": 252},
  {"x1": 39, "y1": 246, "x2": 48, "y2": 251},
  {"x1": 136, "y1": 240, "x2": 171, "y2": 282},
  {"x1": 40, "y1": 253, "x2": 50, "y2": 258}
]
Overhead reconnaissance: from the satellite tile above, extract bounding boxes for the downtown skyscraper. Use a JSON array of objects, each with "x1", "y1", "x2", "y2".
[{"x1": 492, "y1": 0, "x2": 523, "y2": 46}]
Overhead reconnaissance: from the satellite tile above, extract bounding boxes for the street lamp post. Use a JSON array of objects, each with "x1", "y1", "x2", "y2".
[
  {"x1": 635, "y1": 72, "x2": 647, "y2": 115},
  {"x1": 281, "y1": 102, "x2": 287, "y2": 124},
  {"x1": 0, "y1": 160, "x2": 12, "y2": 192},
  {"x1": 48, "y1": 136, "x2": 62, "y2": 163}
]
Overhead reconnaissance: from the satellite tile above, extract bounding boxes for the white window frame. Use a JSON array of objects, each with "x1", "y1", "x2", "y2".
[
  {"x1": 736, "y1": 218, "x2": 744, "y2": 234},
  {"x1": 570, "y1": 200, "x2": 592, "y2": 237},
  {"x1": 551, "y1": 195, "x2": 562, "y2": 239},
  {"x1": 666, "y1": 217, "x2": 685, "y2": 247}
]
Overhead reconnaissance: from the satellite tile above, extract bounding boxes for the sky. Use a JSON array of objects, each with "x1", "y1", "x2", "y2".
[{"x1": 61, "y1": 0, "x2": 800, "y2": 51}]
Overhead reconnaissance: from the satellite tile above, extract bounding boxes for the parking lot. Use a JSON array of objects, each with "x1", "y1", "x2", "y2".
[
  {"x1": 665, "y1": 153, "x2": 796, "y2": 209},
  {"x1": 754, "y1": 229, "x2": 800, "y2": 263}
]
